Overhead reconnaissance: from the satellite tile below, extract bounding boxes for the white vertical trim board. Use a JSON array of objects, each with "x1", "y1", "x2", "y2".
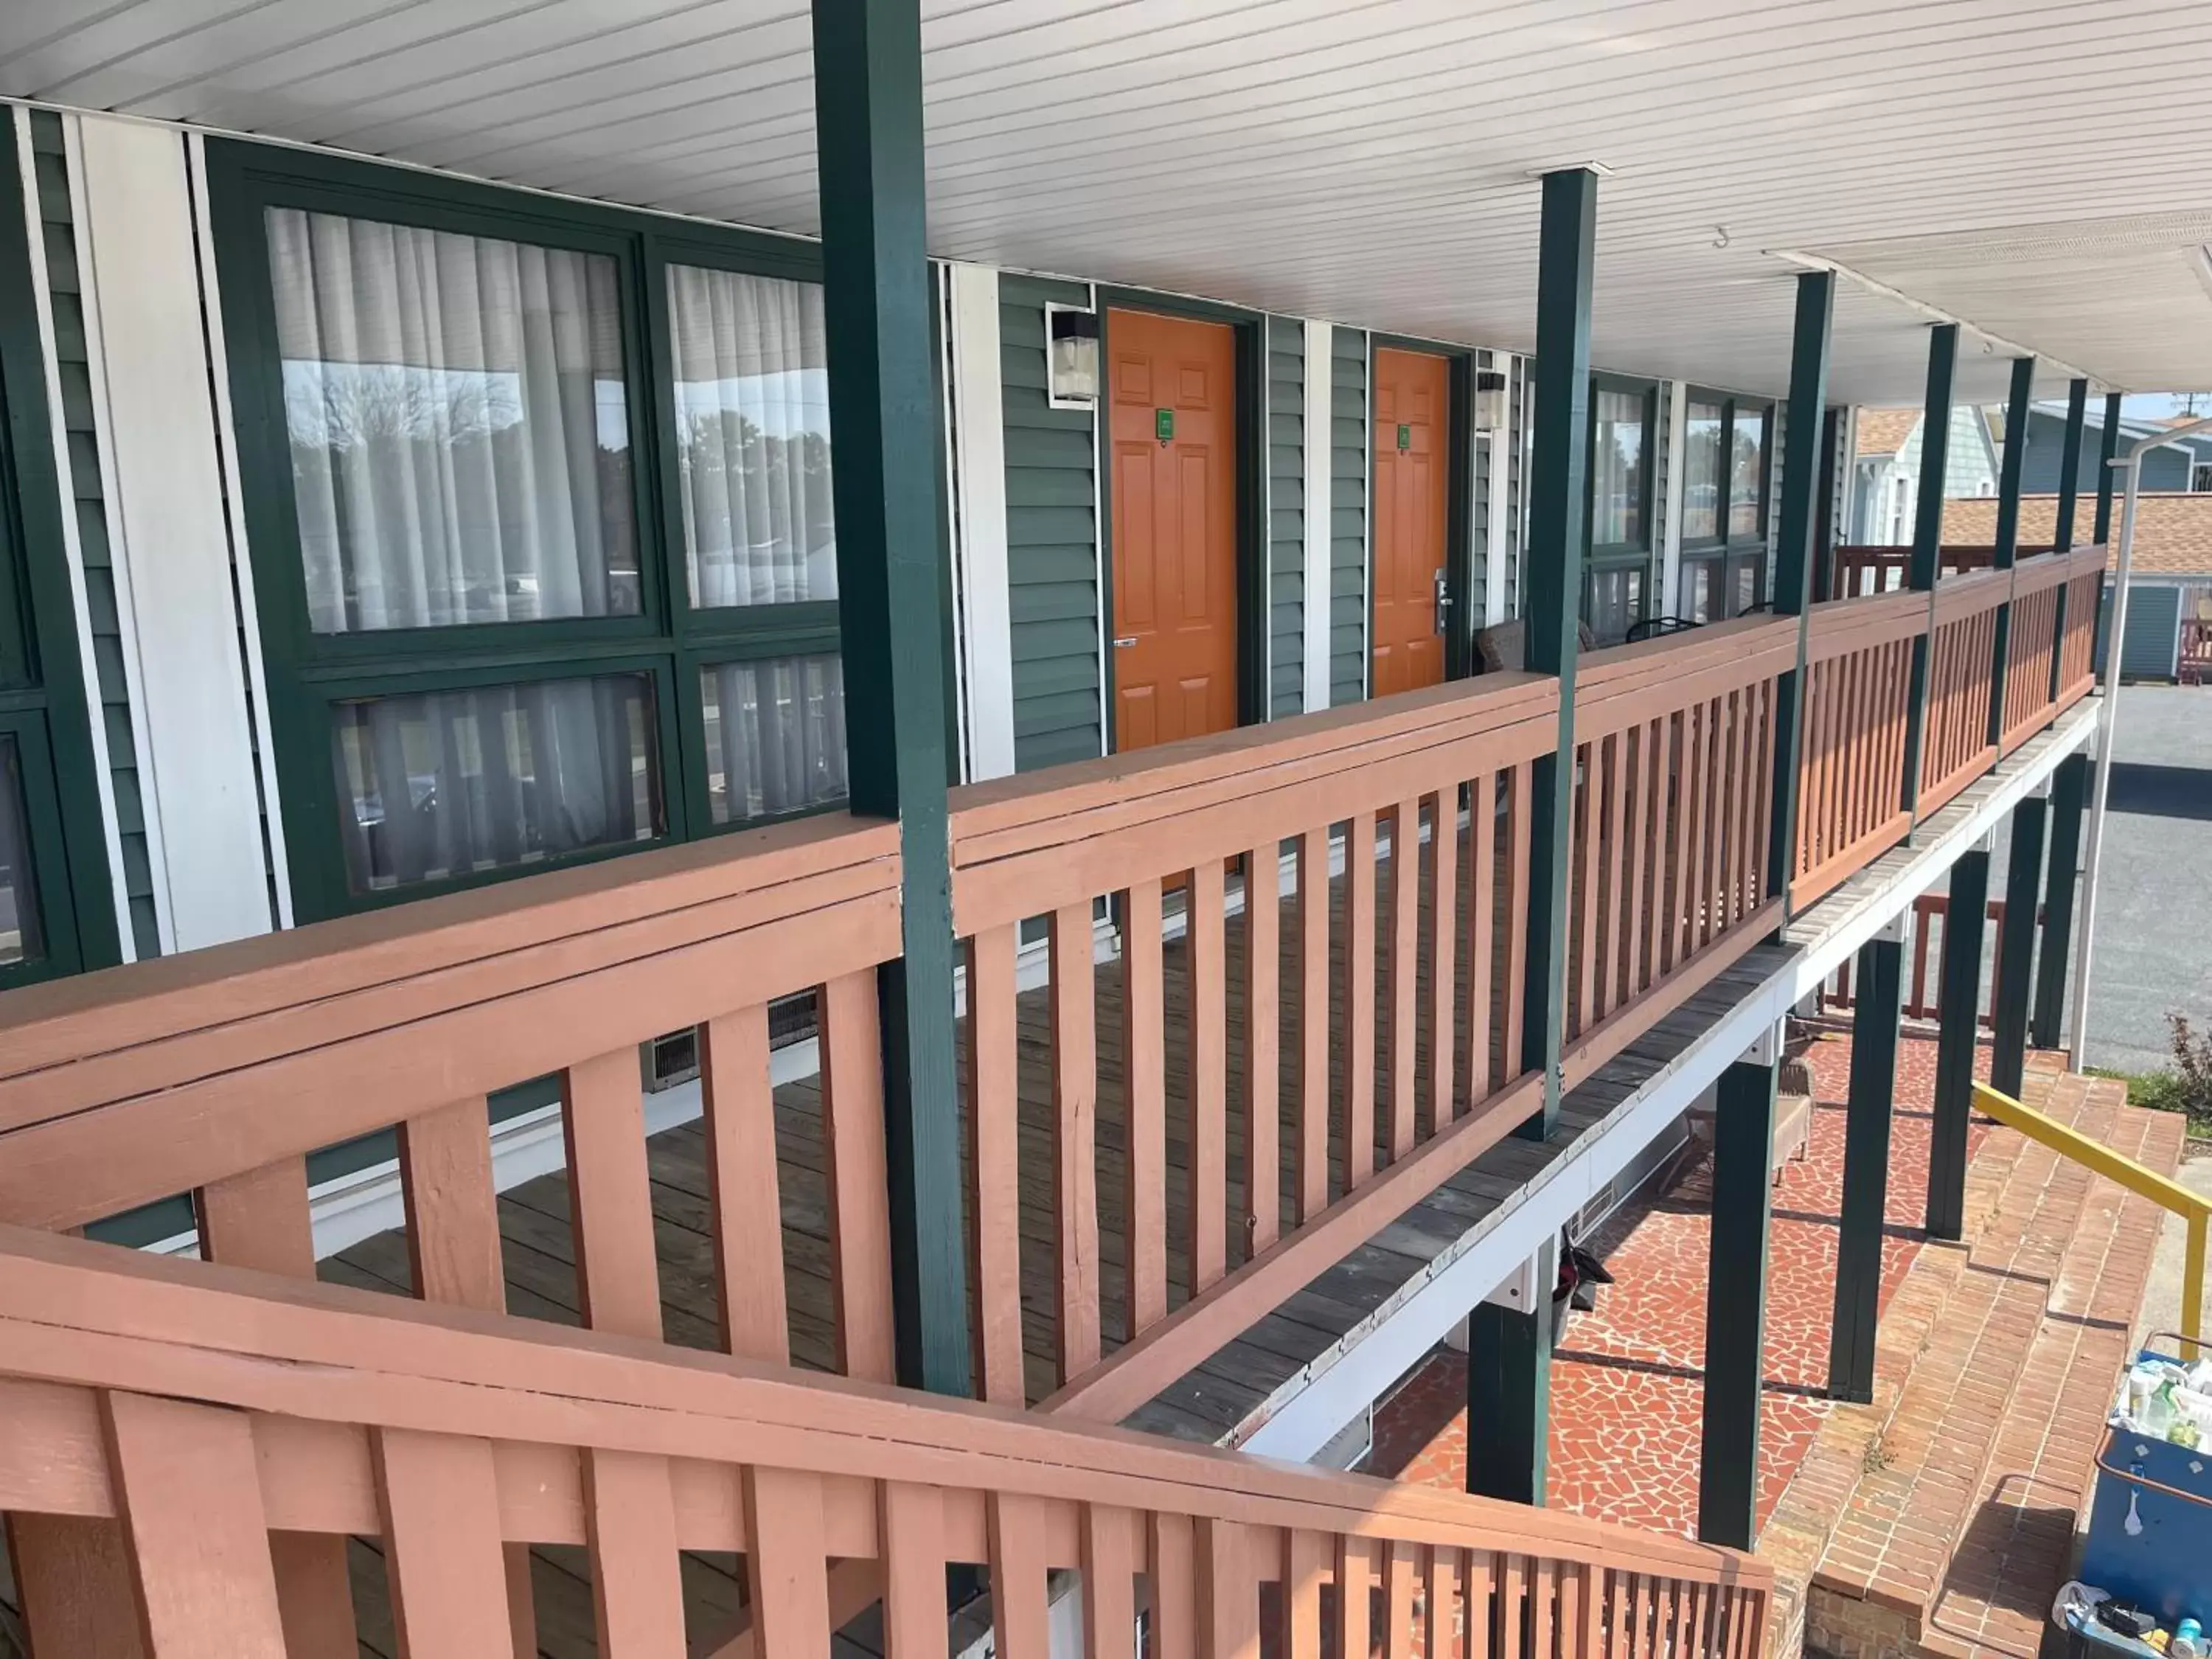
[
  {"x1": 61, "y1": 111, "x2": 173, "y2": 955},
  {"x1": 1086, "y1": 280, "x2": 1107, "y2": 758},
  {"x1": 1484, "y1": 352, "x2": 1512, "y2": 627},
  {"x1": 72, "y1": 111, "x2": 272, "y2": 953},
  {"x1": 1301, "y1": 319, "x2": 1333, "y2": 712},
  {"x1": 946, "y1": 262, "x2": 1013, "y2": 782},
  {"x1": 1660, "y1": 378, "x2": 1689, "y2": 621},
  {"x1": 184, "y1": 130, "x2": 292, "y2": 930},
  {"x1": 13, "y1": 107, "x2": 134, "y2": 960},
  {"x1": 1362, "y1": 333, "x2": 1374, "y2": 700}
]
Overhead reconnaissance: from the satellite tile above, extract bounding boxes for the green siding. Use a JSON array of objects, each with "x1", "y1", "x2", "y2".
[
  {"x1": 1329, "y1": 328, "x2": 1368, "y2": 706},
  {"x1": 30, "y1": 111, "x2": 157, "y2": 961},
  {"x1": 1267, "y1": 317, "x2": 1304, "y2": 717},
  {"x1": 1001, "y1": 275, "x2": 1102, "y2": 771}
]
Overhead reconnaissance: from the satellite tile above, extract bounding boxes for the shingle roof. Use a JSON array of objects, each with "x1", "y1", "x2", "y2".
[
  {"x1": 1938, "y1": 493, "x2": 2212, "y2": 576},
  {"x1": 1855, "y1": 407, "x2": 1920, "y2": 457}
]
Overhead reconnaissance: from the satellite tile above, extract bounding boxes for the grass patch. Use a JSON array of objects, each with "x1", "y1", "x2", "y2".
[
  {"x1": 2088, "y1": 1014, "x2": 2212, "y2": 1131},
  {"x1": 2086, "y1": 1066, "x2": 2201, "y2": 1119}
]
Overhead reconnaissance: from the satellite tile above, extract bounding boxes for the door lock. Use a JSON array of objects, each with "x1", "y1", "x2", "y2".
[
  {"x1": 1113, "y1": 636, "x2": 1138, "y2": 648},
  {"x1": 1433, "y1": 568, "x2": 1452, "y2": 635}
]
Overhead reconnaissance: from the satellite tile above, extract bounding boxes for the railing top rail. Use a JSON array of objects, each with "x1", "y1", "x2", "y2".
[
  {"x1": 0, "y1": 813, "x2": 903, "y2": 1232},
  {"x1": 2009, "y1": 547, "x2": 2088, "y2": 599},
  {"x1": 1932, "y1": 565, "x2": 2012, "y2": 624},
  {"x1": 0, "y1": 1223, "x2": 1770, "y2": 1587},
  {"x1": 947, "y1": 672, "x2": 1563, "y2": 933}
]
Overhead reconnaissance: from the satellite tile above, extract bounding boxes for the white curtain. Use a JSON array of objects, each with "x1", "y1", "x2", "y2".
[
  {"x1": 666, "y1": 264, "x2": 837, "y2": 608},
  {"x1": 331, "y1": 676, "x2": 658, "y2": 894},
  {"x1": 268, "y1": 207, "x2": 636, "y2": 633},
  {"x1": 702, "y1": 655, "x2": 846, "y2": 823}
]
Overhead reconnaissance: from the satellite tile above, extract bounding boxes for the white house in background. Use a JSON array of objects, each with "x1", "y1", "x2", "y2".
[{"x1": 1848, "y1": 403, "x2": 2002, "y2": 543}]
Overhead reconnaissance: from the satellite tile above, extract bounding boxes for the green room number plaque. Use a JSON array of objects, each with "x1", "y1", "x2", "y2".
[
  {"x1": 1397, "y1": 423, "x2": 1411, "y2": 451},
  {"x1": 1155, "y1": 407, "x2": 1175, "y2": 442}
]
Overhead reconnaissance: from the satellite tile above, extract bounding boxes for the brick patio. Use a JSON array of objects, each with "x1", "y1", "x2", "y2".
[{"x1": 1366, "y1": 1029, "x2": 2185, "y2": 1659}]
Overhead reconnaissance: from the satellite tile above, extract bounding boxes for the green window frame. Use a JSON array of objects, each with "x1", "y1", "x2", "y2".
[
  {"x1": 1582, "y1": 375, "x2": 1657, "y2": 644},
  {"x1": 207, "y1": 141, "x2": 852, "y2": 923},
  {"x1": 0, "y1": 116, "x2": 121, "y2": 990},
  {"x1": 1679, "y1": 388, "x2": 1773, "y2": 622}
]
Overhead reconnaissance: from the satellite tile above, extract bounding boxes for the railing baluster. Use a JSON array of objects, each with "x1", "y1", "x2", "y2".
[
  {"x1": 1700, "y1": 696, "x2": 1725, "y2": 948},
  {"x1": 1125, "y1": 877, "x2": 1169, "y2": 1334},
  {"x1": 1245, "y1": 841, "x2": 1282, "y2": 1253},
  {"x1": 1154, "y1": 1512, "x2": 1200, "y2": 1659},
  {"x1": 1427, "y1": 1544, "x2": 1461, "y2": 1659},
  {"x1": 821, "y1": 971, "x2": 897, "y2": 1381},
  {"x1": 1503, "y1": 765, "x2": 1532, "y2": 1087},
  {"x1": 1190, "y1": 859, "x2": 1228, "y2": 1293},
  {"x1": 1529, "y1": 1558, "x2": 1557, "y2": 1659},
  {"x1": 883, "y1": 1484, "x2": 949, "y2": 1659},
  {"x1": 1285, "y1": 1529, "x2": 1329, "y2": 1659},
  {"x1": 1384, "y1": 1539, "x2": 1419, "y2": 1659},
  {"x1": 1082, "y1": 1504, "x2": 1138, "y2": 1659},
  {"x1": 1466, "y1": 773, "x2": 1497, "y2": 1102},
  {"x1": 1337, "y1": 1537, "x2": 1377, "y2": 1659},
  {"x1": 964, "y1": 928, "x2": 1024, "y2": 1405},
  {"x1": 1603, "y1": 732, "x2": 1630, "y2": 1013},
  {"x1": 1430, "y1": 793, "x2": 1460, "y2": 1129},
  {"x1": 1465, "y1": 1551, "x2": 1494, "y2": 1659},
  {"x1": 1576, "y1": 745, "x2": 1602, "y2": 1036},
  {"x1": 1200, "y1": 1518, "x2": 1258, "y2": 1659},
  {"x1": 742, "y1": 1466, "x2": 830, "y2": 1659},
  {"x1": 1499, "y1": 1554, "x2": 1526, "y2": 1659},
  {"x1": 1677, "y1": 705, "x2": 1705, "y2": 960},
  {"x1": 990, "y1": 1492, "x2": 1051, "y2": 1659},
  {"x1": 1346, "y1": 813, "x2": 1378, "y2": 1189},
  {"x1": 1052, "y1": 900, "x2": 1102, "y2": 1376},
  {"x1": 563, "y1": 1047, "x2": 664, "y2": 1343},
  {"x1": 1297, "y1": 834, "x2": 1330, "y2": 1220},
  {"x1": 582, "y1": 1449, "x2": 684, "y2": 1652},
  {"x1": 1390, "y1": 797, "x2": 1422, "y2": 1161},
  {"x1": 100, "y1": 1392, "x2": 288, "y2": 1658},
  {"x1": 697, "y1": 1009, "x2": 790, "y2": 1366},
  {"x1": 375, "y1": 1427, "x2": 515, "y2": 1659}
]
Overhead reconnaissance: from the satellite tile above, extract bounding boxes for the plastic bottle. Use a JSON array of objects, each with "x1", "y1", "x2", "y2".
[{"x1": 2172, "y1": 1618, "x2": 2202, "y2": 1659}]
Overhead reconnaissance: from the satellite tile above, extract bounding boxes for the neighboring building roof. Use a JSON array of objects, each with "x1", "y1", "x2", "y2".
[
  {"x1": 1855, "y1": 407, "x2": 1920, "y2": 457},
  {"x1": 1939, "y1": 492, "x2": 2212, "y2": 575},
  {"x1": 2028, "y1": 400, "x2": 2212, "y2": 457}
]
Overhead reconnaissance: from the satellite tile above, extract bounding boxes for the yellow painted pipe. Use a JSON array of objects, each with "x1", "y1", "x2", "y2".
[{"x1": 1971, "y1": 1082, "x2": 2209, "y2": 1357}]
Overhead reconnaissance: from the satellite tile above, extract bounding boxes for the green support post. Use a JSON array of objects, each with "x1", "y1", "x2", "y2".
[
  {"x1": 1990, "y1": 796, "x2": 2048, "y2": 1096},
  {"x1": 1813, "y1": 405, "x2": 1843, "y2": 605},
  {"x1": 811, "y1": 0, "x2": 971, "y2": 1397},
  {"x1": 1986, "y1": 357, "x2": 2035, "y2": 746},
  {"x1": 1698, "y1": 1050, "x2": 1778, "y2": 1550},
  {"x1": 2092, "y1": 391, "x2": 2124, "y2": 659},
  {"x1": 2032, "y1": 752, "x2": 2090, "y2": 1049},
  {"x1": 1900, "y1": 324, "x2": 1958, "y2": 824},
  {"x1": 1466, "y1": 1242, "x2": 1556, "y2": 1506},
  {"x1": 1768, "y1": 271, "x2": 1833, "y2": 910},
  {"x1": 1828, "y1": 932, "x2": 1903, "y2": 1405},
  {"x1": 1516, "y1": 167, "x2": 1598, "y2": 1143},
  {"x1": 1926, "y1": 846, "x2": 1991, "y2": 1241},
  {"x1": 2093, "y1": 392, "x2": 2124, "y2": 546},
  {"x1": 2047, "y1": 380, "x2": 2089, "y2": 703}
]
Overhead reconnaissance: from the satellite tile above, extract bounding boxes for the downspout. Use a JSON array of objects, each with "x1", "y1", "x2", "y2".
[{"x1": 2067, "y1": 413, "x2": 2212, "y2": 1068}]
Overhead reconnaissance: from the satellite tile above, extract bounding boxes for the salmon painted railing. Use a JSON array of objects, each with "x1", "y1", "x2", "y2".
[
  {"x1": 1826, "y1": 543, "x2": 2055, "y2": 599},
  {"x1": 1790, "y1": 545, "x2": 2105, "y2": 908},
  {"x1": 952, "y1": 618, "x2": 1792, "y2": 1424},
  {"x1": 0, "y1": 1222, "x2": 1771, "y2": 1659}
]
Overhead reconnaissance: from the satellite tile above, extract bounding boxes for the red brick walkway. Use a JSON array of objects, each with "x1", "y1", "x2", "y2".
[{"x1": 1367, "y1": 1023, "x2": 1990, "y2": 1537}]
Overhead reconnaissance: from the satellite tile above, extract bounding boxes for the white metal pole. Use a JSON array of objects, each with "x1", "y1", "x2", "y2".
[{"x1": 2068, "y1": 413, "x2": 2212, "y2": 1068}]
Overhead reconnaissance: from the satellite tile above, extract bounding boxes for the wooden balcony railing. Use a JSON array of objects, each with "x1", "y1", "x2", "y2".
[
  {"x1": 1792, "y1": 590, "x2": 1921, "y2": 909},
  {"x1": 1828, "y1": 542, "x2": 2054, "y2": 598},
  {"x1": 0, "y1": 1222, "x2": 1770, "y2": 1659}
]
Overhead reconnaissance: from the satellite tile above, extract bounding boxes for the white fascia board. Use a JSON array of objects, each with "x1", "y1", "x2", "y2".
[
  {"x1": 1303, "y1": 320, "x2": 1333, "y2": 712},
  {"x1": 947, "y1": 262, "x2": 1015, "y2": 782},
  {"x1": 1238, "y1": 698, "x2": 2099, "y2": 1463}
]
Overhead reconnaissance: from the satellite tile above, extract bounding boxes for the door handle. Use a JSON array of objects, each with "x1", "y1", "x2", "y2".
[
  {"x1": 1113, "y1": 636, "x2": 1138, "y2": 649},
  {"x1": 1433, "y1": 569, "x2": 1452, "y2": 635}
]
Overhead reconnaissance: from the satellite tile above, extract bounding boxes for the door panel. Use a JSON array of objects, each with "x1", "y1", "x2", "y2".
[
  {"x1": 1109, "y1": 309, "x2": 1239, "y2": 751},
  {"x1": 1371, "y1": 347, "x2": 1453, "y2": 698}
]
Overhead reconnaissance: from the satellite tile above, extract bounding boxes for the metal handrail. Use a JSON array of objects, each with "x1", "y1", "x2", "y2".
[{"x1": 1972, "y1": 1082, "x2": 2207, "y2": 1352}]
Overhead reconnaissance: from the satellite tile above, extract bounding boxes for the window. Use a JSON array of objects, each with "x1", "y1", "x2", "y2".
[
  {"x1": 1679, "y1": 389, "x2": 1772, "y2": 624},
  {"x1": 0, "y1": 118, "x2": 117, "y2": 987},
  {"x1": 1583, "y1": 377, "x2": 1655, "y2": 643},
  {"x1": 1889, "y1": 475, "x2": 1912, "y2": 544},
  {"x1": 2193, "y1": 462, "x2": 2212, "y2": 494},
  {"x1": 212, "y1": 144, "x2": 854, "y2": 922}
]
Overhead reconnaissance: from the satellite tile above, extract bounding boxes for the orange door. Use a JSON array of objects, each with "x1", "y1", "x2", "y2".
[
  {"x1": 1108, "y1": 308, "x2": 1239, "y2": 751},
  {"x1": 1371, "y1": 347, "x2": 1453, "y2": 697}
]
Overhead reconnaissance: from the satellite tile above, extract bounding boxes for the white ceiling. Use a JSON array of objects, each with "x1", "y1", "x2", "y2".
[{"x1": 7, "y1": 0, "x2": 2212, "y2": 404}]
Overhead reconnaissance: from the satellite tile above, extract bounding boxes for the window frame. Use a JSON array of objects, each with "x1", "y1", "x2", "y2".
[
  {"x1": 1678, "y1": 386, "x2": 1774, "y2": 622},
  {"x1": 1581, "y1": 375, "x2": 1658, "y2": 641},
  {"x1": 206, "y1": 139, "x2": 849, "y2": 923},
  {"x1": 0, "y1": 114, "x2": 120, "y2": 987}
]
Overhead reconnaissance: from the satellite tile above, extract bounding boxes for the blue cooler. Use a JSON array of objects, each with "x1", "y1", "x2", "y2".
[{"x1": 2079, "y1": 1349, "x2": 2212, "y2": 1624}]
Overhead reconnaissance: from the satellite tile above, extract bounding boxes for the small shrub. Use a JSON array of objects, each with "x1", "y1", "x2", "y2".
[{"x1": 2170, "y1": 1014, "x2": 2212, "y2": 1120}]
